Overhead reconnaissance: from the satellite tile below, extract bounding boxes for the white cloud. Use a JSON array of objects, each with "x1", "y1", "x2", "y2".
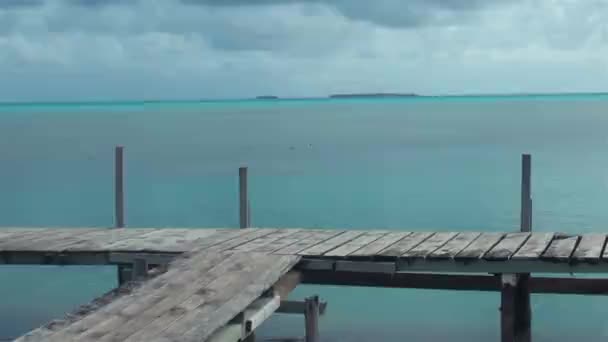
[{"x1": 0, "y1": 0, "x2": 607, "y2": 101}]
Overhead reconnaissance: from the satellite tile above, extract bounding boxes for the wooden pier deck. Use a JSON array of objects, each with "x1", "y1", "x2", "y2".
[
  {"x1": 1, "y1": 227, "x2": 608, "y2": 273},
  {"x1": 3, "y1": 227, "x2": 608, "y2": 342}
]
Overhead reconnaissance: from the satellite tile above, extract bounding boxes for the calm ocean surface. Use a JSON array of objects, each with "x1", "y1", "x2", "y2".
[{"x1": 2, "y1": 95, "x2": 608, "y2": 341}]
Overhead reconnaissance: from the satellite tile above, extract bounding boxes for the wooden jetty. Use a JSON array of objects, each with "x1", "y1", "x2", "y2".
[
  {"x1": 2, "y1": 151, "x2": 608, "y2": 341},
  {"x1": 2, "y1": 227, "x2": 608, "y2": 342}
]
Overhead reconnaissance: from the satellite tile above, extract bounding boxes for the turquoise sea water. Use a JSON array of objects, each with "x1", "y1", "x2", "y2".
[{"x1": 2, "y1": 95, "x2": 608, "y2": 340}]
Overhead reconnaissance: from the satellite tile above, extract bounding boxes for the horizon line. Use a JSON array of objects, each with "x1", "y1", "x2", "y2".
[{"x1": 2, "y1": 91, "x2": 608, "y2": 106}]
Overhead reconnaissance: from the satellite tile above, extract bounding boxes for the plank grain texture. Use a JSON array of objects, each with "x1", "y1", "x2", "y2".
[
  {"x1": 542, "y1": 236, "x2": 580, "y2": 261},
  {"x1": 511, "y1": 233, "x2": 554, "y2": 260},
  {"x1": 22, "y1": 250, "x2": 299, "y2": 342},
  {"x1": 429, "y1": 232, "x2": 481, "y2": 259},
  {"x1": 324, "y1": 231, "x2": 389, "y2": 257},
  {"x1": 455, "y1": 233, "x2": 505, "y2": 260},
  {"x1": 484, "y1": 233, "x2": 530, "y2": 261},
  {"x1": 402, "y1": 232, "x2": 457, "y2": 258},
  {"x1": 379, "y1": 232, "x2": 434, "y2": 257}
]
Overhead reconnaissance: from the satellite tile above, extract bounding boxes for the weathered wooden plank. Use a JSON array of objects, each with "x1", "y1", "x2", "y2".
[
  {"x1": 511, "y1": 233, "x2": 554, "y2": 260},
  {"x1": 17, "y1": 229, "x2": 109, "y2": 252},
  {"x1": 0, "y1": 228, "x2": 55, "y2": 242},
  {"x1": 1, "y1": 229, "x2": 113, "y2": 252},
  {"x1": 298, "y1": 231, "x2": 365, "y2": 256},
  {"x1": 401, "y1": 232, "x2": 458, "y2": 259},
  {"x1": 79, "y1": 253, "x2": 274, "y2": 342},
  {"x1": 129, "y1": 228, "x2": 223, "y2": 252},
  {"x1": 378, "y1": 232, "x2": 434, "y2": 257},
  {"x1": 56, "y1": 228, "x2": 164, "y2": 252},
  {"x1": 44, "y1": 250, "x2": 239, "y2": 341},
  {"x1": 0, "y1": 229, "x2": 58, "y2": 251},
  {"x1": 428, "y1": 232, "x2": 481, "y2": 259},
  {"x1": 232, "y1": 229, "x2": 302, "y2": 252},
  {"x1": 348, "y1": 232, "x2": 411, "y2": 257},
  {"x1": 455, "y1": 232, "x2": 505, "y2": 259},
  {"x1": 102, "y1": 229, "x2": 191, "y2": 251},
  {"x1": 210, "y1": 228, "x2": 279, "y2": 251},
  {"x1": 14, "y1": 281, "x2": 147, "y2": 342},
  {"x1": 484, "y1": 233, "x2": 530, "y2": 261},
  {"x1": 123, "y1": 253, "x2": 299, "y2": 341},
  {"x1": 573, "y1": 234, "x2": 606, "y2": 261},
  {"x1": 273, "y1": 230, "x2": 344, "y2": 255},
  {"x1": 324, "y1": 231, "x2": 389, "y2": 257},
  {"x1": 251, "y1": 231, "x2": 313, "y2": 253},
  {"x1": 542, "y1": 235, "x2": 580, "y2": 261}
]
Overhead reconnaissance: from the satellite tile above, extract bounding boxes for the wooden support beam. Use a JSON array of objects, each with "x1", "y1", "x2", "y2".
[
  {"x1": 245, "y1": 296, "x2": 281, "y2": 334},
  {"x1": 301, "y1": 270, "x2": 608, "y2": 295},
  {"x1": 239, "y1": 166, "x2": 249, "y2": 228},
  {"x1": 243, "y1": 332, "x2": 256, "y2": 342},
  {"x1": 0, "y1": 251, "x2": 109, "y2": 265},
  {"x1": 132, "y1": 258, "x2": 148, "y2": 281},
  {"x1": 277, "y1": 300, "x2": 327, "y2": 315},
  {"x1": 207, "y1": 296, "x2": 281, "y2": 342},
  {"x1": 109, "y1": 252, "x2": 178, "y2": 265},
  {"x1": 115, "y1": 146, "x2": 125, "y2": 228},
  {"x1": 272, "y1": 271, "x2": 302, "y2": 298},
  {"x1": 117, "y1": 265, "x2": 131, "y2": 286},
  {"x1": 304, "y1": 296, "x2": 320, "y2": 342}
]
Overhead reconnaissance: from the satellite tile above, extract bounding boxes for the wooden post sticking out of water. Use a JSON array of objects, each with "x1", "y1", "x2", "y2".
[
  {"x1": 501, "y1": 154, "x2": 533, "y2": 342},
  {"x1": 115, "y1": 146, "x2": 125, "y2": 228},
  {"x1": 516, "y1": 153, "x2": 532, "y2": 342},
  {"x1": 304, "y1": 296, "x2": 320, "y2": 342},
  {"x1": 239, "y1": 167, "x2": 249, "y2": 228},
  {"x1": 521, "y1": 154, "x2": 532, "y2": 232}
]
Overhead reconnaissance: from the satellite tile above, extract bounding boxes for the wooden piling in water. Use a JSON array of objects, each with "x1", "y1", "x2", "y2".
[
  {"x1": 521, "y1": 154, "x2": 532, "y2": 232},
  {"x1": 115, "y1": 146, "x2": 125, "y2": 228},
  {"x1": 501, "y1": 274, "x2": 517, "y2": 342},
  {"x1": 304, "y1": 296, "x2": 320, "y2": 342},
  {"x1": 501, "y1": 154, "x2": 533, "y2": 342},
  {"x1": 239, "y1": 167, "x2": 249, "y2": 228},
  {"x1": 517, "y1": 154, "x2": 532, "y2": 342}
]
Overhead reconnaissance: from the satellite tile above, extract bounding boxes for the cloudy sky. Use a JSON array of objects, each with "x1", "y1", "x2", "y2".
[{"x1": 1, "y1": 0, "x2": 607, "y2": 101}]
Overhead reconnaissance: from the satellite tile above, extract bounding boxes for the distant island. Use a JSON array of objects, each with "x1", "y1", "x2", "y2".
[
  {"x1": 255, "y1": 95, "x2": 279, "y2": 99},
  {"x1": 329, "y1": 93, "x2": 419, "y2": 98}
]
